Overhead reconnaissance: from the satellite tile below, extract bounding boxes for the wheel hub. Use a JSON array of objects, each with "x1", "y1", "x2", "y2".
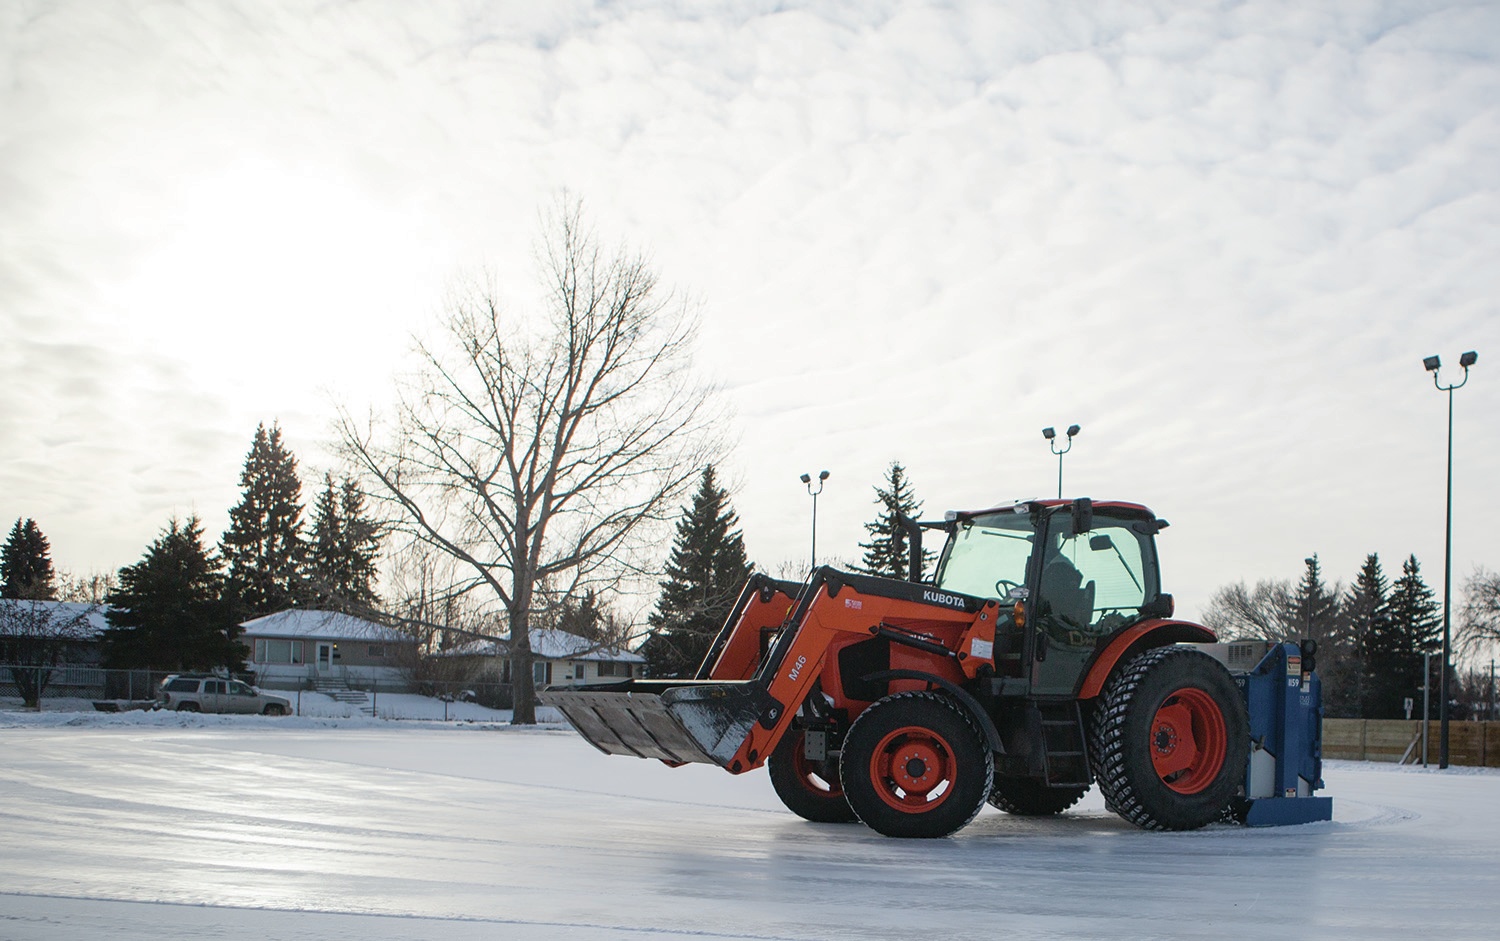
[
  {"x1": 870, "y1": 726, "x2": 956, "y2": 811},
  {"x1": 1149, "y1": 687, "x2": 1228, "y2": 795}
]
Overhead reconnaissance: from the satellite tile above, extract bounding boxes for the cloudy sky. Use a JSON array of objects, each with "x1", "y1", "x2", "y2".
[{"x1": 3, "y1": 0, "x2": 1497, "y2": 623}]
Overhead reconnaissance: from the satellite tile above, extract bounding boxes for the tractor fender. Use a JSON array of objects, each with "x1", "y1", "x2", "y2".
[
  {"x1": 859, "y1": 669, "x2": 1005, "y2": 754},
  {"x1": 1076, "y1": 619, "x2": 1216, "y2": 700}
]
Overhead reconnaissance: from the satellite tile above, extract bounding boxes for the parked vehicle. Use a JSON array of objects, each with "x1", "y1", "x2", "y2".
[{"x1": 158, "y1": 674, "x2": 291, "y2": 715}]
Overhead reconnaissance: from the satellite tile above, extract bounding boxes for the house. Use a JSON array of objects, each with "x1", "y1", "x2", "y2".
[
  {"x1": 435, "y1": 628, "x2": 644, "y2": 687},
  {"x1": 0, "y1": 600, "x2": 112, "y2": 699},
  {"x1": 240, "y1": 609, "x2": 418, "y2": 692}
]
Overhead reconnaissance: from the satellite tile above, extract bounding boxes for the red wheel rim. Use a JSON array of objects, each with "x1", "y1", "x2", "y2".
[
  {"x1": 791, "y1": 742, "x2": 843, "y2": 798},
  {"x1": 1150, "y1": 687, "x2": 1227, "y2": 794},
  {"x1": 868, "y1": 726, "x2": 955, "y2": 812}
]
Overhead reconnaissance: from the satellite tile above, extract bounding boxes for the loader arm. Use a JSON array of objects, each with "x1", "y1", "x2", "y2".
[{"x1": 542, "y1": 568, "x2": 999, "y2": 774}]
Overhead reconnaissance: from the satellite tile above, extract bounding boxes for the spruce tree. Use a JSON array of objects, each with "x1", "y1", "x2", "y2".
[
  {"x1": 307, "y1": 474, "x2": 381, "y2": 613},
  {"x1": 1291, "y1": 554, "x2": 1351, "y2": 711},
  {"x1": 1367, "y1": 554, "x2": 1441, "y2": 718},
  {"x1": 1, "y1": 518, "x2": 56, "y2": 600},
  {"x1": 1342, "y1": 553, "x2": 1390, "y2": 718},
  {"x1": 221, "y1": 423, "x2": 307, "y2": 616},
  {"x1": 857, "y1": 462, "x2": 934, "y2": 580},
  {"x1": 103, "y1": 516, "x2": 245, "y2": 670},
  {"x1": 642, "y1": 466, "x2": 752, "y2": 678}
]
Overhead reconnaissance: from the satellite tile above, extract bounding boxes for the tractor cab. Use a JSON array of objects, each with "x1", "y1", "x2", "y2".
[{"x1": 931, "y1": 499, "x2": 1167, "y2": 695}]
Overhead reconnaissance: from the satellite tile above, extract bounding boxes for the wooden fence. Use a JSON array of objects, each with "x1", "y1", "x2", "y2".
[{"x1": 1323, "y1": 719, "x2": 1500, "y2": 767}]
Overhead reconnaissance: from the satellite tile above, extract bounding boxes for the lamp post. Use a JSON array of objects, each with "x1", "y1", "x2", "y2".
[
  {"x1": 1304, "y1": 556, "x2": 1316, "y2": 642},
  {"x1": 800, "y1": 470, "x2": 829, "y2": 571},
  {"x1": 1042, "y1": 424, "x2": 1081, "y2": 499},
  {"x1": 1424, "y1": 350, "x2": 1477, "y2": 769}
]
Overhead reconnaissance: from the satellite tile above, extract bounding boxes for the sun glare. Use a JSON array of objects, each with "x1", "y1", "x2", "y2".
[{"x1": 114, "y1": 159, "x2": 440, "y2": 405}]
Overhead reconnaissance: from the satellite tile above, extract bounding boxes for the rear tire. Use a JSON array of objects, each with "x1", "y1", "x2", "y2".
[
  {"x1": 1089, "y1": 646, "x2": 1248, "y2": 831},
  {"x1": 840, "y1": 692, "x2": 992, "y2": 838},
  {"x1": 988, "y1": 777, "x2": 1088, "y2": 816},
  {"x1": 768, "y1": 728, "x2": 857, "y2": 823}
]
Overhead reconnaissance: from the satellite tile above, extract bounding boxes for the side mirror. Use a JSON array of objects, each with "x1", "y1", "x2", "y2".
[
  {"x1": 1071, "y1": 497, "x2": 1092, "y2": 535},
  {"x1": 1088, "y1": 534, "x2": 1114, "y2": 552}
]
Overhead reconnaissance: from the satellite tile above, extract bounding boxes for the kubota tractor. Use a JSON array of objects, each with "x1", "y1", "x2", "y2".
[{"x1": 542, "y1": 498, "x2": 1331, "y2": 838}]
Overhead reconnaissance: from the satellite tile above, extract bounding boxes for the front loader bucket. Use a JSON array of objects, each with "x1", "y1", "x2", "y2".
[{"x1": 540, "y1": 680, "x2": 774, "y2": 770}]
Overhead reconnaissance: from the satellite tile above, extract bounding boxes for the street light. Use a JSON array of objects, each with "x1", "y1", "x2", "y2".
[
  {"x1": 1042, "y1": 424, "x2": 1081, "y2": 498},
  {"x1": 1304, "y1": 557, "x2": 1316, "y2": 640},
  {"x1": 1424, "y1": 349, "x2": 1477, "y2": 769},
  {"x1": 800, "y1": 470, "x2": 829, "y2": 571}
]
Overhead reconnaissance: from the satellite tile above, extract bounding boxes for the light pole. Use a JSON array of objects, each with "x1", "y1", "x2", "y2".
[
  {"x1": 1303, "y1": 557, "x2": 1316, "y2": 642},
  {"x1": 1042, "y1": 424, "x2": 1081, "y2": 498},
  {"x1": 800, "y1": 470, "x2": 829, "y2": 571},
  {"x1": 1424, "y1": 350, "x2": 1477, "y2": 769}
]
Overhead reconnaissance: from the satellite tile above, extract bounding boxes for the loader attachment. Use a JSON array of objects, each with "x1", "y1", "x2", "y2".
[{"x1": 541, "y1": 680, "x2": 776, "y2": 770}]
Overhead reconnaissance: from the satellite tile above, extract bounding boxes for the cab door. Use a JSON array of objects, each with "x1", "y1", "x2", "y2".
[{"x1": 1029, "y1": 512, "x2": 1159, "y2": 697}]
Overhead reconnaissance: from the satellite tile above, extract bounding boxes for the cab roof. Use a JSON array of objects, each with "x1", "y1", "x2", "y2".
[{"x1": 947, "y1": 498, "x2": 1159, "y2": 522}]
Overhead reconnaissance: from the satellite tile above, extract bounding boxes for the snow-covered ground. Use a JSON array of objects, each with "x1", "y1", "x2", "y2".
[
  {"x1": 0, "y1": 691, "x2": 558, "y2": 724},
  {"x1": 2, "y1": 713, "x2": 1497, "y2": 940}
]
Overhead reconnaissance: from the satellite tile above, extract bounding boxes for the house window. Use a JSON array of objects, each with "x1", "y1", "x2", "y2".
[
  {"x1": 597, "y1": 661, "x2": 633, "y2": 678},
  {"x1": 253, "y1": 639, "x2": 304, "y2": 664},
  {"x1": 533, "y1": 661, "x2": 552, "y2": 685},
  {"x1": 368, "y1": 644, "x2": 386, "y2": 658}
]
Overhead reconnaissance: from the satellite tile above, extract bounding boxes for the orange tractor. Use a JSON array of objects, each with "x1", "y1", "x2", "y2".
[{"x1": 543, "y1": 498, "x2": 1331, "y2": 838}]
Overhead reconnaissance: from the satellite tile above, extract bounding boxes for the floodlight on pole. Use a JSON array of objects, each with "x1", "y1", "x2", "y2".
[
  {"x1": 1424, "y1": 349, "x2": 1477, "y2": 769},
  {"x1": 801, "y1": 470, "x2": 829, "y2": 572},
  {"x1": 1043, "y1": 424, "x2": 1081, "y2": 498}
]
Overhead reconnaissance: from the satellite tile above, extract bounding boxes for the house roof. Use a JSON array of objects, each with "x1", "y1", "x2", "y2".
[
  {"x1": 0, "y1": 600, "x2": 112, "y2": 639},
  {"x1": 239, "y1": 609, "x2": 414, "y2": 643},
  {"x1": 436, "y1": 628, "x2": 643, "y2": 663}
]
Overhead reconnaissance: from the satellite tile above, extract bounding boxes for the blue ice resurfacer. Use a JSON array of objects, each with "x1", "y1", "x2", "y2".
[{"x1": 1217, "y1": 640, "x2": 1334, "y2": 826}]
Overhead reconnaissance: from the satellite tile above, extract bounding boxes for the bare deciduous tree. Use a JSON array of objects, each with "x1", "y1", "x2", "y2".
[
  {"x1": 340, "y1": 199, "x2": 718, "y2": 722},
  {"x1": 1201, "y1": 579, "x2": 1298, "y2": 642},
  {"x1": 1459, "y1": 567, "x2": 1500, "y2": 659}
]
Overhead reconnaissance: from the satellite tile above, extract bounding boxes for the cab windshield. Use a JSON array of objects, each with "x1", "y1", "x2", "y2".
[{"x1": 933, "y1": 511, "x2": 1036, "y2": 600}]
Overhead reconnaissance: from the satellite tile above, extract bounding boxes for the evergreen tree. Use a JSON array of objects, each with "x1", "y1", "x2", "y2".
[
  {"x1": 306, "y1": 474, "x2": 381, "y2": 613},
  {"x1": 1292, "y1": 554, "x2": 1350, "y2": 712},
  {"x1": 1, "y1": 518, "x2": 56, "y2": 600},
  {"x1": 857, "y1": 462, "x2": 935, "y2": 580},
  {"x1": 1365, "y1": 554, "x2": 1441, "y2": 719},
  {"x1": 221, "y1": 423, "x2": 307, "y2": 616},
  {"x1": 102, "y1": 516, "x2": 245, "y2": 670},
  {"x1": 641, "y1": 466, "x2": 752, "y2": 678},
  {"x1": 1342, "y1": 553, "x2": 1390, "y2": 718}
]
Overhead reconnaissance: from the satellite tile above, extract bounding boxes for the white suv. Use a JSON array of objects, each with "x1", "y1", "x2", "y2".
[{"x1": 158, "y1": 675, "x2": 291, "y2": 715}]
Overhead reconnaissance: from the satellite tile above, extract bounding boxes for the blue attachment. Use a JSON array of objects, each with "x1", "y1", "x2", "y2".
[{"x1": 1232, "y1": 642, "x2": 1334, "y2": 827}]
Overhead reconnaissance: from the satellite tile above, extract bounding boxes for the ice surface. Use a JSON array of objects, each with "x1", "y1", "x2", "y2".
[{"x1": 2, "y1": 716, "x2": 1497, "y2": 940}]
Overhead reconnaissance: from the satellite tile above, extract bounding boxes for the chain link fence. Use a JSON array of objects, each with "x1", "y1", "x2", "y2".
[{"x1": 1, "y1": 663, "x2": 519, "y2": 719}]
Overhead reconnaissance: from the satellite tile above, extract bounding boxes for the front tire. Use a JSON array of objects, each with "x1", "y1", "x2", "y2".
[
  {"x1": 176, "y1": 702, "x2": 200, "y2": 713},
  {"x1": 768, "y1": 728, "x2": 857, "y2": 823},
  {"x1": 840, "y1": 692, "x2": 992, "y2": 838},
  {"x1": 263, "y1": 704, "x2": 286, "y2": 716},
  {"x1": 988, "y1": 777, "x2": 1088, "y2": 816},
  {"x1": 1089, "y1": 646, "x2": 1248, "y2": 831}
]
